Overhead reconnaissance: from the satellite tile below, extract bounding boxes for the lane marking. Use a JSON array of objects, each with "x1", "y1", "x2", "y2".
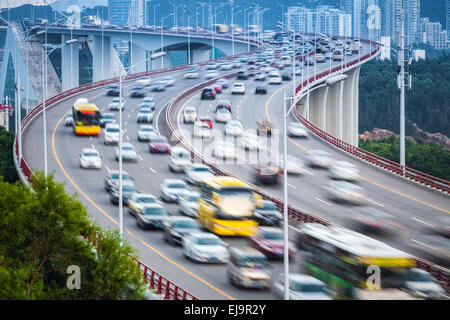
[
  {"x1": 138, "y1": 155, "x2": 143, "y2": 161},
  {"x1": 367, "y1": 198, "x2": 385, "y2": 207},
  {"x1": 314, "y1": 197, "x2": 333, "y2": 207},
  {"x1": 288, "y1": 183, "x2": 297, "y2": 189},
  {"x1": 126, "y1": 228, "x2": 136, "y2": 239},
  {"x1": 412, "y1": 217, "x2": 434, "y2": 227},
  {"x1": 149, "y1": 166, "x2": 157, "y2": 174}
]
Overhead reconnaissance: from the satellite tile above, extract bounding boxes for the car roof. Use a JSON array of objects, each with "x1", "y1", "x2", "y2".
[
  {"x1": 121, "y1": 143, "x2": 134, "y2": 148},
  {"x1": 81, "y1": 148, "x2": 98, "y2": 154},
  {"x1": 105, "y1": 123, "x2": 119, "y2": 128},
  {"x1": 288, "y1": 274, "x2": 326, "y2": 285},
  {"x1": 164, "y1": 179, "x2": 186, "y2": 184},
  {"x1": 167, "y1": 216, "x2": 196, "y2": 222},
  {"x1": 135, "y1": 193, "x2": 156, "y2": 198},
  {"x1": 190, "y1": 232, "x2": 219, "y2": 239},
  {"x1": 140, "y1": 203, "x2": 165, "y2": 209},
  {"x1": 231, "y1": 247, "x2": 266, "y2": 257}
]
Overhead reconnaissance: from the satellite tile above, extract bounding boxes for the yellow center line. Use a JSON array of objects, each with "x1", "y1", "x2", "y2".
[
  {"x1": 264, "y1": 81, "x2": 449, "y2": 215},
  {"x1": 51, "y1": 91, "x2": 235, "y2": 301}
]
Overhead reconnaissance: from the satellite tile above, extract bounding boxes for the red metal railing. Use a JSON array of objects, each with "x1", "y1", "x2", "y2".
[{"x1": 164, "y1": 43, "x2": 450, "y2": 288}]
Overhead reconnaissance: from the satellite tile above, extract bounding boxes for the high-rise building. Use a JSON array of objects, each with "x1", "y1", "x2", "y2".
[
  {"x1": 447, "y1": 0, "x2": 450, "y2": 41},
  {"x1": 393, "y1": 0, "x2": 420, "y2": 45},
  {"x1": 423, "y1": 21, "x2": 448, "y2": 49},
  {"x1": 108, "y1": 0, "x2": 132, "y2": 26},
  {"x1": 380, "y1": 0, "x2": 394, "y2": 39},
  {"x1": 129, "y1": 0, "x2": 145, "y2": 26}
]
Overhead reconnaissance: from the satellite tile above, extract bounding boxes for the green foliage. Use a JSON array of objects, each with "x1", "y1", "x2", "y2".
[
  {"x1": 0, "y1": 126, "x2": 18, "y2": 183},
  {"x1": 359, "y1": 55, "x2": 450, "y2": 137},
  {"x1": 359, "y1": 137, "x2": 450, "y2": 181},
  {"x1": 0, "y1": 172, "x2": 147, "y2": 300}
]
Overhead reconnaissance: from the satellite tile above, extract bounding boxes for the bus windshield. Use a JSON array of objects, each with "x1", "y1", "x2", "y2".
[
  {"x1": 217, "y1": 188, "x2": 255, "y2": 218},
  {"x1": 73, "y1": 109, "x2": 101, "y2": 126}
]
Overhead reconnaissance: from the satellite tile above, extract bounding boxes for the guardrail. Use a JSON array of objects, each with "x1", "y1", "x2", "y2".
[
  {"x1": 14, "y1": 38, "x2": 262, "y2": 299},
  {"x1": 164, "y1": 43, "x2": 450, "y2": 288}
]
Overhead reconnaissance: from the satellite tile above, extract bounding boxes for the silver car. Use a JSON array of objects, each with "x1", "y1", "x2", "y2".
[
  {"x1": 325, "y1": 181, "x2": 367, "y2": 205},
  {"x1": 273, "y1": 274, "x2": 333, "y2": 300},
  {"x1": 160, "y1": 179, "x2": 191, "y2": 203},
  {"x1": 179, "y1": 191, "x2": 200, "y2": 217},
  {"x1": 328, "y1": 161, "x2": 360, "y2": 182},
  {"x1": 288, "y1": 122, "x2": 308, "y2": 138},
  {"x1": 114, "y1": 143, "x2": 138, "y2": 162},
  {"x1": 183, "y1": 232, "x2": 229, "y2": 263},
  {"x1": 307, "y1": 150, "x2": 334, "y2": 168},
  {"x1": 185, "y1": 163, "x2": 214, "y2": 185},
  {"x1": 137, "y1": 125, "x2": 157, "y2": 141}
]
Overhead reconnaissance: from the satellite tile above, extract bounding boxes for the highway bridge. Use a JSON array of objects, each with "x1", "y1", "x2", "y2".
[{"x1": 12, "y1": 27, "x2": 450, "y2": 300}]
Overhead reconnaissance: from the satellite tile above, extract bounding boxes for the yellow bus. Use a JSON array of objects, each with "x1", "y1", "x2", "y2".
[
  {"x1": 72, "y1": 98, "x2": 101, "y2": 136},
  {"x1": 197, "y1": 176, "x2": 260, "y2": 236}
]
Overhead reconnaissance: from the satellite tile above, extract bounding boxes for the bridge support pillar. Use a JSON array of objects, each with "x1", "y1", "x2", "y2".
[
  {"x1": 93, "y1": 35, "x2": 113, "y2": 82},
  {"x1": 130, "y1": 42, "x2": 147, "y2": 73},
  {"x1": 61, "y1": 34, "x2": 79, "y2": 91},
  {"x1": 342, "y1": 66, "x2": 361, "y2": 147},
  {"x1": 160, "y1": 52, "x2": 171, "y2": 69},
  {"x1": 191, "y1": 49, "x2": 210, "y2": 64}
]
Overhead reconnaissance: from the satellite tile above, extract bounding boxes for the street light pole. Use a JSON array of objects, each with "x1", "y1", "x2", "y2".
[
  {"x1": 153, "y1": 4, "x2": 160, "y2": 31},
  {"x1": 161, "y1": 14, "x2": 174, "y2": 69},
  {"x1": 282, "y1": 91, "x2": 290, "y2": 301},
  {"x1": 398, "y1": 8, "x2": 406, "y2": 168},
  {"x1": 230, "y1": 0, "x2": 235, "y2": 56}
]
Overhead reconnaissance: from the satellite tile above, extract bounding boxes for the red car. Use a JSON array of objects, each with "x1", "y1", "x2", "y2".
[
  {"x1": 215, "y1": 99, "x2": 232, "y2": 113},
  {"x1": 248, "y1": 227, "x2": 295, "y2": 259},
  {"x1": 198, "y1": 117, "x2": 213, "y2": 129},
  {"x1": 213, "y1": 85, "x2": 222, "y2": 94},
  {"x1": 149, "y1": 135, "x2": 171, "y2": 153}
]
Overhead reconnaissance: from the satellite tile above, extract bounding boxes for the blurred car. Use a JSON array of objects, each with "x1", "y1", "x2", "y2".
[
  {"x1": 219, "y1": 63, "x2": 233, "y2": 70},
  {"x1": 249, "y1": 227, "x2": 295, "y2": 258},
  {"x1": 139, "y1": 101, "x2": 156, "y2": 111},
  {"x1": 227, "y1": 247, "x2": 271, "y2": 289},
  {"x1": 185, "y1": 163, "x2": 214, "y2": 185},
  {"x1": 129, "y1": 86, "x2": 145, "y2": 98},
  {"x1": 353, "y1": 207, "x2": 403, "y2": 232},
  {"x1": 231, "y1": 82, "x2": 246, "y2": 95},
  {"x1": 305, "y1": 58, "x2": 315, "y2": 66},
  {"x1": 216, "y1": 99, "x2": 232, "y2": 113},
  {"x1": 427, "y1": 216, "x2": 450, "y2": 238},
  {"x1": 232, "y1": 61, "x2": 243, "y2": 68},
  {"x1": 225, "y1": 120, "x2": 244, "y2": 136},
  {"x1": 109, "y1": 98, "x2": 125, "y2": 111},
  {"x1": 247, "y1": 67, "x2": 258, "y2": 77},
  {"x1": 136, "y1": 76, "x2": 152, "y2": 87},
  {"x1": 213, "y1": 84, "x2": 222, "y2": 94},
  {"x1": 206, "y1": 62, "x2": 219, "y2": 70},
  {"x1": 149, "y1": 135, "x2": 170, "y2": 153},
  {"x1": 168, "y1": 146, "x2": 192, "y2": 173},
  {"x1": 215, "y1": 79, "x2": 229, "y2": 89},
  {"x1": 201, "y1": 87, "x2": 216, "y2": 100},
  {"x1": 183, "y1": 71, "x2": 200, "y2": 79},
  {"x1": 160, "y1": 179, "x2": 191, "y2": 203},
  {"x1": 104, "y1": 170, "x2": 133, "y2": 193},
  {"x1": 205, "y1": 70, "x2": 220, "y2": 79},
  {"x1": 328, "y1": 161, "x2": 360, "y2": 182},
  {"x1": 162, "y1": 76, "x2": 175, "y2": 87},
  {"x1": 236, "y1": 70, "x2": 248, "y2": 80},
  {"x1": 136, "y1": 108, "x2": 154, "y2": 123},
  {"x1": 110, "y1": 180, "x2": 138, "y2": 205},
  {"x1": 135, "y1": 204, "x2": 168, "y2": 229},
  {"x1": 199, "y1": 116, "x2": 213, "y2": 129},
  {"x1": 277, "y1": 155, "x2": 306, "y2": 175},
  {"x1": 137, "y1": 125, "x2": 157, "y2": 141},
  {"x1": 106, "y1": 84, "x2": 119, "y2": 96},
  {"x1": 253, "y1": 200, "x2": 282, "y2": 227},
  {"x1": 307, "y1": 150, "x2": 334, "y2": 168},
  {"x1": 150, "y1": 81, "x2": 166, "y2": 91},
  {"x1": 114, "y1": 143, "x2": 138, "y2": 162},
  {"x1": 215, "y1": 108, "x2": 232, "y2": 123},
  {"x1": 257, "y1": 119, "x2": 275, "y2": 136},
  {"x1": 183, "y1": 232, "x2": 229, "y2": 263},
  {"x1": 255, "y1": 72, "x2": 267, "y2": 81},
  {"x1": 325, "y1": 181, "x2": 367, "y2": 205},
  {"x1": 281, "y1": 72, "x2": 292, "y2": 81},
  {"x1": 402, "y1": 268, "x2": 447, "y2": 300},
  {"x1": 273, "y1": 274, "x2": 333, "y2": 300},
  {"x1": 288, "y1": 122, "x2": 308, "y2": 138},
  {"x1": 100, "y1": 113, "x2": 116, "y2": 127},
  {"x1": 254, "y1": 162, "x2": 281, "y2": 185},
  {"x1": 183, "y1": 106, "x2": 197, "y2": 123},
  {"x1": 79, "y1": 148, "x2": 102, "y2": 169},
  {"x1": 162, "y1": 216, "x2": 202, "y2": 245},
  {"x1": 103, "y1": 123, "x2": 120, "y2": 145},
  {"x1": 141, "y1": 96, "x2": 155, "y2": 105},
  {"x1": 193, "y1": 121, "x2": 212, "y2": 139},
  {"x1": 211, "y1": 140, "x2": 238, "y2": 160},
  {"x1": 411, "y1": 235, "x2": 450, "y2": 261},
  {"x1": 239, "y1": 132, "x2": 264, "y2": 151},
  {"x1": 128, "y1": 193, "x2": 161, "y2": 217},
  {"x1": 316, "y1": 54, "x2": 326, "y2": 63},
  {"x1": 64, "y1": 113, "x2": 74, "y2": 126},
  {"x1": 179, "y1": 191, "x2": 201, "y2": 217},
  {"x1": 269, "y1": 74, "x2": 283, "y2": 84}
]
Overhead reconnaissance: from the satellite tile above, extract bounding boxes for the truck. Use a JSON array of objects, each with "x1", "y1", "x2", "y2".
[{"x1": 350, "y1": 42, "x2": 360, "y2": 54}]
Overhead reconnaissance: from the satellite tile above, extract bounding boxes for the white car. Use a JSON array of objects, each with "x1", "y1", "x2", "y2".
[
  {"x1": 183, "y1": 106, "x2": 197, "y2": 123},
  {"x1": 109, "y1": 98, "x2": 125, "y2": 110},
  {"x1": 219, "y1": 63, "x2": 233, "y2": 70},
  {"x1": 64, "y1": 114, "x2": 74, "y2": 126},
  {"x1": 215, "y1": 109, "x2": 232, "y2": 123},
  {"x1": 307, "y1": 150, "x2": 334, "y2": 168},
  {"x1": 206, "y1": 62, "x2": 219, "y2": 70},
  {"x1": 182, "y1": 232, "x2": 229, "y2": 263},
  {"x1": 183, "y1": 71, "x2": 200, "y2": 79},
  {"x1": 205, "y1": 70, "x2": 219, "y2": 79},
  {"x1": 193, "y1": 121, "x2": 212, "y2": 139},
  {"x1": 114, "y1": 143, "x2": 138, "y2": 162},
  {"x1": 273, "y1": 274, "x2": 333, "y2": 300},
  {"x1": 178, "y1": 191, "x2": 200, "y2": 217},
  {"x1": 225, "y1": 120, "x2": 244, "y2": 136},
  {"x1": 325, "y1": 181, "x2": 367, "y2": 205},
  {"x1": 103, "y1": 123, "x2": 120, "y2": 145},
  {"x1": 79, "y1": 148, "x2": 102, "y2": 169},
  {"x1": 185, "y1": 163, "x2": 214, "y2": 185},
  {"x1": 212, "y1": 140, "x2": 238, "y2": 160},
  {"x1": 215, "y1": 79, "x2": 229, "y2": 89},
  {"x1": 278, "y1": 156, "x2": 306, "y2": 175},
  {"x1": 231, "y1": 82, "x2": 245, "y2": 95},
  {"x1": 403, "y1": 268, "x2": 447, "y2": 299},
  {"x1": 136, "y1": 76, "x2": 152, "y2": 86},
  {"x1": 136, "y1": 109, "x2": 154, "y2": 123},
  {"x1": 288, "y1": 122, "x2": 308, "y2": 138},
  {"x1": 239, "y1": 132, "x2": 264, "y2": 151},
  {"x1": 162, "y1": 76, "x2": 175, "y2": 87},
  {"x1": 160, "y1": 179, "x2": 191, "y2": 203},
  {"x1": 255, "y1": 72, "x2": 266, "y2": 81},
  {"x1": 269, "y1": 75, "x2": 283, "y2": 84},
  {"x1": 168, "y1": 146, "x2": 192, "y2": 173},
  {"x1": 127, "y1": 193, "x2": 162, "y2": 216},
  {"x1": 137, "y1": 125, "x2": 157, "y2": 141},
  {"x1": 328, "y1": 161, "x2": 360, "y2": 182}
]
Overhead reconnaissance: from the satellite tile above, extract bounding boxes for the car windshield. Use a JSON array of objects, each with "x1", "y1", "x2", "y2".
[
  {"x1": 106, "y1": 127, "x2": 119, "y2": 133},
  {"x1": 217, "y1": 109, "x2": 229, "y2": 114},
  {"x1": 194, "y1": 167, "x2": 210, "y2": 173},
  {"x1": 143, "y1": 207, "x2": 167, "y2": 216},
  {"x1": 196, "y1": 237, "x2": 220, "y2": 245},
  {"x1": 151, "y1": 138, "x2": 168, "y2": 143},
  {"x1": 82, "y1": 152, "x2": 99, "y2": 157},
  {"x1": 141, "y1": 127, "x2": 154, "y2": 132},
  {"x1": 261, "y1": 202, "x2": 278, "y2": 211},
  {"x1": 122, "y1": 146, "x2": 134, "y2": 151},
  {"x1": 185, "y1": 194, "x2": 200, "y2": 202},
  {"x1": 137, "y1": 196, "x2": 157, "y2": 203},
  {"x1": 293, "y1": 283, "x2": 326, "y2": 293},
  {"x1": 173, "y1": 220, "x2": 199, "y2": 229},
  {"x1": 103, "y1": 114, "x2": 115, "y2": 119},
  {"x1": 185, "y1": 109, "x2": 196, "y2": 114},
  {"x1": 240, "y1": 255, "x2": 267, "y2": 268},
  {"x1": 262, "y1": 232, "x2": 283, "y2": 240},
  {"x1": 122, "y1": 184, "x2": 136, "y2": 192},
  {"x1": 111, "y1": 172, "x2": 131, "y2": 180},
  {"x1": 139, "y1": 110, "x2": 151, "y2": 114},
  {"x1": 168, "y1": 183, "x2": 187, "y2": 189}
]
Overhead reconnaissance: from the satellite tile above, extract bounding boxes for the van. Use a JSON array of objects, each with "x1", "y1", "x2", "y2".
[
  {"x1": 227, "y1": 247, "x2": 271, "y2": 289},
  {"x1": 168, "y1": 147, "x2": 192, "y2": 173}
]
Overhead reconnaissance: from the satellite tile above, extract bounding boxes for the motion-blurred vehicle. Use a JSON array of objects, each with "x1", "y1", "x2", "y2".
[
  {"x1": 231, "y1": 82, "x2": 246, "y2": 94},
  {"x1": 183, "y1": 232, "x2": 229, "y2": 263},
  {"x1": 332, "y1": 50, "x2": 344, "y2": 61},
  {"x1": 139, "y1": 101, "x2": 155, "y2": 112},
  {"x1": 325, "y1": 181, "x2": 367, "y2": 205},
  {"x1": 162, "y1": 216, "x2": 202, "y2": 245},
  {"x1": 227, "y1": 247, "x2": 271, "y2": 289},
  {"x1": 206, "y1": 62, "x2": 219, "y2": 70},
  {"x1": 160, "y1": 179, "x2": 191, "y2": 203},
  {"x1": 239, "y1": 132, "x2": 263, "y2": 151},
  {"x1": 136, "y1": 108, "x2": 154, "y2": 123},
  {"x1": 64, "y1": 114, "x2": 74, "y2": 126},
  {"x1": 281, "y1": 72, "x2": 292, "y2": 81},
  {"x1": 135, "y1": 204, "x2": 168, "y2": 229},
  {"x1": 211, "y1": 140, "x2": 238, "y2": 160},
  {"x1": 136, "y1": 76, "x2": 152, "y2": 86},
  {"x1": 215, "y1": 79, "x2": 229, "y2": 89},
  {"x1": 252, "y1": 199, "x2": 282, "y2": 226},
  {"x1": 288, "y1": 122, "x2": 308, "y2": 138},
  {"x1": 353, "y1": 207, "x2": 403, "y2": 232},
  {"x1": 114, "y1": 143, "x2": 138, "y2": 162},
  {"x1": 427, "y1": 216, "x2": 450, "y2": 238},
  {"x1": 255, "y1": 85, "x2": 268, "y2": 94},
  {"x1": 103, "y1": 123, "x2": 120, "y2": 145},
  {"x1": 402, "y1": 268, "x2": 447, "y2": 299},
  {"x1": 185, "y1": 163, "x2": 214, "y2": 185},
  {"x1": 100, "y1": 113, "x2": 116, "y2": 127},
  {"x1": 254, "y1": 162, "x2": 281, "y2": 185},
  {"x1": 198, "y1": 116, "x2": 213, "y2": 129},
  {"x1": 247, "y1": 67, "x2": 258, "y2": 77},
  {"x1": 219, "y1": 63, "x2": 233, "y2": 70},
  {"x1": 411, "y1": 235, "x2": 450, "y2": 261},
  {"x1": 79, "y1": 148, "x2": 102, "y2": 169},
  {"x1": 273, "y1": 274, "x2": 333, "y2": 300},
  {"x1": 183, "y1": 106, "x2": 198, "y2": 123},
  {"x1": 168, "y1": 147, "x2": 192, "y2": 172},
  {"x1": 141, "y1": 96, "x2": 155, "y2": 106},
  {"x1": 178, "y1": 191, "x2": 201, "y2": 217},
  {"x1": 213, "y1": 84, "x2": 222, "y2": 94},
  {"x1": 128, "y1": 193, "x2": 161, "y2": 217},
  {"x1": 249, "y1": 227, "x2": 294, "y2": 258},
  {"x1": 307, "y1": 150, "x2": 334, "y2": 168},
  {"x1": 183, "y1": 71, "x2": 200, "y2": 79},
  {"x1": 328, "y1": 161, "x2": 360, "y2": 182},
  {"x1": 236, "y1": 70, "x2": 248, "y2": 80},
  {"x1": 150, "y1": 81, "x2": 166, "y2": 91},
  {"x1": 106, "y1": 84, "x2": 119, "y2": 96},
  {"x1": 255, "y1": 72, "x2": 267, "y2": 81},
  {"x1": 225, "y1": 120, "x2": 244, "y2": 136},
  {"x1": 129, "y1": 86, "x2": 145, "y2": 98},
  {"x1": 215, "y1": 99, "x2": 232, "y2": 113},
  {"x1": 215, "y1": 108, "x2": 232, "y2": 123},
  {"x1": 149, "y1": 135, "x2": 170, "y2": 153},
  {"x1": 277, "y1": 155, "x2": 306, "y2": 175},
  {"x1": 109, "y1": 98, "x2": 125, "y2": 111},
  {"x1": 268, "y1": 74, "x2": 283, "y2": 84},
  {"x1": 137, "y1": 125, "x2": 157, "y2": 141},
  {"x1": 110, "y1": 180, "x2": 138, "y2": 205},
  {"x1": 205, "y1": 70, "x2": 220, "y2": 79},
  {"x1": 201, "y1": 87, "x2": 216, "y2": 100},
  {"x1": 193, "y1": 121, "x2": 212, "y2": 139},
  {"x1": 257, "y1": 119, "x2": 275, "y2": 136},
  {"x1": 161, "y1": 76, "x2": 175, "y2": 87}
]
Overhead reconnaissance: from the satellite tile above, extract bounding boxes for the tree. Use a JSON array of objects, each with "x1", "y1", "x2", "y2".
[
  {"x1": 0, "y1": 126, "x2": 18, "y2": 183},
  {"x1": 0, "y1": 172, "x2": 147, "y2": 299}
]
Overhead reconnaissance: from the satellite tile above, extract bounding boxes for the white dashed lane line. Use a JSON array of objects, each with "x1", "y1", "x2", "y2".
[
  {"x1": 367, "y1": 198, "x2": 385, "y2": 207},
  {"x1": 148, "y1": 166, "x2": 157, "y2": 174},
  {"x1": 314, "y1": 197, "x2": 333, "y2": 207},
  {"x1": 411, "y1": 217, "x2": 434, "y2": 227}
]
